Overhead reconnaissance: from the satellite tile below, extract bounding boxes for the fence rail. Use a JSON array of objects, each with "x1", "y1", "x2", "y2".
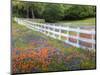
[{"x1": 14, "y1": 18, "x2": 96, "y2": 50}]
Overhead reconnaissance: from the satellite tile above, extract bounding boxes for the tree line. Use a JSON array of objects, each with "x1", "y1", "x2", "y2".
[{"x1": 12, "y1": 1, "x2": 96, "y2": 22}]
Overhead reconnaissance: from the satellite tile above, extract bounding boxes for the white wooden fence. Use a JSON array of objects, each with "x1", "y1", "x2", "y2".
[{"x1": 14, "y1": 18, "x2": 96, "y2": 50}]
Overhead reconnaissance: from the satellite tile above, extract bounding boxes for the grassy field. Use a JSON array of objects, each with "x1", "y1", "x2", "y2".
[
  {"x1": 58, "y1": 18, "x2": 96, "y2": 26},
  {"x1": 28, "y1": 18, "x2": 96, "y2": 26},
  {"x1": 12, "y1": 21, "x2": 96, "y2": 74}
]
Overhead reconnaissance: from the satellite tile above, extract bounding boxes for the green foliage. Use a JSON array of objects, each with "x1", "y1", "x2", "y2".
[
  {"x1": 48, "y1": 59, "x2": 68, "y2": 71},
  {"x1": 12, "y1": 21, "x2": 96, "y2": 72},
  {"x1": 80, "y1": 60, "x2": 96, "y2": 69},
  {"x1": 64, "y1": 5, "x2": 96, "y2": 20},
  {"x1": 43, "y1": 4, "x2": 65, "y2": 22},
  {"x1": 32, "y1": 3, "x2": 46, "y2": 18},
  {"x1": 12, "y1": 1, "x2": 26, "y2": 17},
  {"x1": 12, "y1": 1, "x2": 96, "y2": 22}
]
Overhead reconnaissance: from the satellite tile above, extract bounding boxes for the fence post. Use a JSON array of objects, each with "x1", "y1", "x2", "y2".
[
  {"x1": 48, "y1": 26, "x2": 50, "y2": 36},
  {"x1": 40, "y1": 24, "x2": 43, "y2": 33},
  {"x1": 77, "y1": 27, "x2": 80, "y2": 47},
  {"x1": 37, "y1": 24, "x2": 39, "y2": 31},
  {"x1": 43, "y1": 25, "x2": 46, "y2": 34},
  {"x1": 67, "y1": 26, "x2": 69, "y2": 42},
  {"x1": 92, "y1": 30, "x2": 94, "y2": 49},
  {"x1": 33, "y1": 23, "x2": 35, "y2": 30},
  {"x1": 14, "y1": 18, "x2": 96, "y2": 50},
  {"x1": 40, "y1": 24, "x2": 42, "y2": 33},
  {"x1": 39, "y1": 24, "x2": 41, "y2": 32},
  {"x1": 59, "y1": 25, "x2": 61, "y2": 40},
  {"x1": 46, "y1": 24, "x2": 49, "y2": 36},
  {"x1": 53, "y1": 24, "x2": 56, "y2": 38}
]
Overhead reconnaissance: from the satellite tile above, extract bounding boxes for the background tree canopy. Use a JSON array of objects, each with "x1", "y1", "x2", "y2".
[
  {"x1": 42, "y1": 4, "x2": 65, "y2": 22},
  {"x1": 64, "y1": 5, "x2": 96, "y2": 20},
  {"x1": 12, "y1": 1, "x2": 96, "y2": 22}
]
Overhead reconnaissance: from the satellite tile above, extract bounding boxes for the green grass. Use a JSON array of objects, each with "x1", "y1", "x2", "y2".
[
  {"x1": 28, "y1": 17, "x2": 96, "y2": 26},
  {"x1": 28, "y1": 18, "x2": 45, "y2": 23},
  {"x1": 58, "y1": 18, "x2": 96, "y2": 26},
  {"x1": 12, "y1": 20, "x2": 96, "y2": 71},
  {"x1": 12, "y1": 20, "x2": 95, "y2": 54}
]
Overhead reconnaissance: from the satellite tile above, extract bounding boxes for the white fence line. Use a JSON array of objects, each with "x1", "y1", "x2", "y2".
[{"x1": 14, "y1": 18, "x2": 96, "y2": 50}]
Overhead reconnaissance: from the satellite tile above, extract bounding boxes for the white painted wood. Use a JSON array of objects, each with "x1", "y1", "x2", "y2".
[
  {"x1": 92, "y1": 30, "x2": 95, "y2": 49},
  {"x1": 14, "y1": 18, "x2": 96, "y2": 50},
  {"x1": 67, "y1": 26, "x2": 69, "y2": 42},
  {"x1": 77, "y1": 27, "x2": 80, "y2": 47}
]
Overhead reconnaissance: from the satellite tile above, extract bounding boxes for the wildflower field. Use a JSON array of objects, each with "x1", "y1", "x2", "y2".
[{"x1": 12, "y1": 21, "x2": 96, "y2": 74}]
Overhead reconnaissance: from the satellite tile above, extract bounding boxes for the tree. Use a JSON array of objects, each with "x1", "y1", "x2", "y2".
[
  {"x1": 12, "y1": 1, "x2": 35, "y2": 18},
  {"x1": 12, "y1": 1, "x2": 96, "y2": 21},
  {"x1": 12, "y1": 1, "x2": 26, "y2": 18},
  {"x1": 43, "y1": 4, "x2": 65, "y2": 22},
  {"x1": 64, "y1": 5, "x2": 96, "y2": 20}
]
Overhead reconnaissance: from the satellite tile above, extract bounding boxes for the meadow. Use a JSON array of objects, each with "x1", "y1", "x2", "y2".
[
  {"x1": 58, "y1": 18, "x2": 95, "y2": 26},
  {"x1": 12, "y1": 21, "x2": 96, "y2": 74}
]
